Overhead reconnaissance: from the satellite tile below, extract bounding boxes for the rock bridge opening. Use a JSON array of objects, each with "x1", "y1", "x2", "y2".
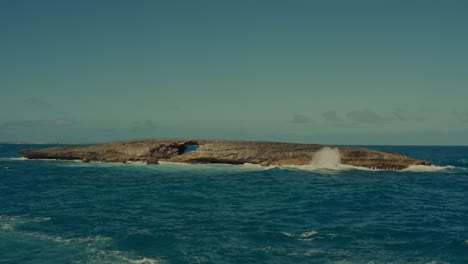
[{"x1": 177, "y1": 142, "x2": 200, "y2": 155}]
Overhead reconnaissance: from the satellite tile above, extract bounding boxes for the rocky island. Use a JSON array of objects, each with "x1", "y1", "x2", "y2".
[{"x1": 17, "y1": 138, "x2": 431, "y2": 170}]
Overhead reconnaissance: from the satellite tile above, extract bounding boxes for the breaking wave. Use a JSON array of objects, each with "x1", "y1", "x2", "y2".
[
  {"x1": 0, "y1": 157, "x2": 28, "y2": 161},
  {"x1": 286, "y1": 147, "x2": 371, "y2": 172},
  {"x1": 0, "y1": 215, "x2": 160, "y2": 264},
  {"x1": 403, "y1": 165, "x2": 456, "y2": 172},
  {"x1": 282, "y1": 230, "x2": 318, "y2": 240},
  {"x1": 283, "y1": 147, "x2": 460, "y2": 173},
  {"x1": 0, "y1": 215, "x2": 51, "y2": 225}
]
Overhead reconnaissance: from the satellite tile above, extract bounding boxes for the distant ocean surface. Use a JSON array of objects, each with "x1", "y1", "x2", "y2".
[{"x1": 1, "y1": 144, "x2": 468, "y2": 264}]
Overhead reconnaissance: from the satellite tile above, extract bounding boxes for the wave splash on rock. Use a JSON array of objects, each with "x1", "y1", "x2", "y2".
[{"x1": 310, "y1": 147, "x2": 341, "y2": 169}]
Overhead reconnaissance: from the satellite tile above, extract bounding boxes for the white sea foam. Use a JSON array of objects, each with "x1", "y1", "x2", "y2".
[
  {"x1": 402, "y1": 165, "x2": 455, "y2": 172},
  {"x1": 0, "y1": 215, "x2": 51, "y2": 233},
  {"x1": 242, "y1": 163, "x2": 270, "y2": 170},
  {"x1": 303, "y1": 249, "x2": 325, "y2": 256},
  {"x1": 25, "y1": 232, "x2": 111, "y2": 244},
  {"x1": 0, "y1": 157, "x2": 28, "y2": 161},
  {"x1": 0, "y1": 216, "x2": 161, "y2": 264},
  {"x1": 28, "y1": 233, "x2": 161, "y2": 264},
  {"x1": 1, "y1": 224, "x2": 14, "y2": 231},
  {"x1": 79, "y1": 249, "x2": 161, "y2": 264},
  {"x1": 0, "y1": 215, "x2": 51, "y2": 224},
  {"x1": 127, "y1": 257, "x2": 160, "y2": 264},
  {"x1": 282, "y1": 230, "x2": 318, "y2": 241},
  {"x1": 0, "y1": 157, "x2": 83, "y2": 163}
]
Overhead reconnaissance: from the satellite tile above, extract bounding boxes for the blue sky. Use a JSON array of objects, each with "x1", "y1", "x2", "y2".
[{"x1": 1, "y1": 1, "x2": 468, "y2": 145}]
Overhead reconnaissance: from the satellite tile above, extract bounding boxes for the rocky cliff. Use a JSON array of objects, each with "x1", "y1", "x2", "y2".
[{"x1": 17, "y1": 138, "x2": 431, "y2": 170}]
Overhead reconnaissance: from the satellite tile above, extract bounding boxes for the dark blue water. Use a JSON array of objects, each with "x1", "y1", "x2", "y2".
[{"x1": 1, "y1": 144, "x2": 468, "y2": 263}]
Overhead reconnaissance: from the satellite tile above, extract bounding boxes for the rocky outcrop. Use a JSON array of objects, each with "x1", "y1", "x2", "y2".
[{"x1": 17, "y1": 138, "x2": 431, "y2": 170}]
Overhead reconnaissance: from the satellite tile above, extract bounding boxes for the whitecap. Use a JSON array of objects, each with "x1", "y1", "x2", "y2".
[
  {"x1": 287, "y1": 163, "x2": 376, "y2": 174},
  {"x1": 282, "y1": 230, "x2": 318, "y2": 241},
  {"x1": 1, "y1": 223, "x2": 14, "y2": 231},
  {"x1": 79, "y1": 250, "x2": 161, "y2": 264},
  {"x1": 128, "y1": 257, "x2": 160, "y2": 264},
  {"x1": 0, "y1": 218, "x2": 161, "y2": 264},
  {"x1": 241, "y1": 163, "x2": 271, "y2": 170},
  {"x1": 26, "y1": 233, "x2": 111, "y2": 244},
  {"x1": 303, "y1": 249, "x2": 325, "y2": 256},
  {"x1": 0, "y1": 215, "x2": 51, "y2": 224},
  {"x1": 0, "y1": 215, "x2": 51, "y2": 233}
]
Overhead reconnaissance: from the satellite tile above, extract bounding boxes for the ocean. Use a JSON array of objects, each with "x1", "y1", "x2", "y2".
[{"x1": 1, "y1": 144, "x2": 467, "y2": 263}]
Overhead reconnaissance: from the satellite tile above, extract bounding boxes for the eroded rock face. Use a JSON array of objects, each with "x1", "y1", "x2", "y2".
[{"x1": 17, "y1": 138, "x2": 431, "y2": 170}]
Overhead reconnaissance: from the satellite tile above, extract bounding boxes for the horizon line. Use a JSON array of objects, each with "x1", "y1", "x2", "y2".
[{"x1": 1, "y1": 139, "x2": 467, "y2": 147}]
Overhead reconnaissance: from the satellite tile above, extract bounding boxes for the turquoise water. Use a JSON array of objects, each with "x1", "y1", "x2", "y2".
[{"x1": 1, "y1": 144, "x2": 468, "y2": 263}]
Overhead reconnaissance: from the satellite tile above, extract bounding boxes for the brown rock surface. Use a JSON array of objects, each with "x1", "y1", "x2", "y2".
[{"x1": 17, "y1": 138, "x2": 431, "y2": 170}]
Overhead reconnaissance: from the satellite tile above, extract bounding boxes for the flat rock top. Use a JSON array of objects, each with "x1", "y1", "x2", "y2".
[{"x1": 18, "y1": 138, "x2": 431, "y2": 170}]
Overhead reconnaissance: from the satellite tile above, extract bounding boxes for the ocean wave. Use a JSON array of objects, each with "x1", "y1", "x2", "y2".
[
  {"x1": 1, "y1": 223, "x2": 14, "y2": 231},
  {"x1": 25, "y1": 232, "x2": 111, "y2": 245},
  {"x1": 402, "y1": 165, "x2": 456, "y2": 172},
  {"x1": 74, "y1": 249, "x2": 161, "y2": 264},
  {"x1": 0, "y1": 215, "x2": 51, "y2": 226},
  {"x1": 0, "y1": 220, "x2": 160, "y2": 264},
  {"x1": 0, "y1": 215, "x2": 160, "y2": 263},
  {"x1": 0, "y1": 215, "x2": 52, "y2": 236},
  {"x1": 282, "y1": 147, "x2": 377, "y2": 173},
  {"x1": 282, "y1": 230, "x2": 318, "y2": 241},
  {"x1": 262, "y1": 245, "x2": 326, "y2": 257},
  {"x1": 0, "y1": 157, "x2": 86, "y2": 163},
  {"x1": 0, "y1": 157, "x2": 28, "y2": 161},
  {"x1": 458, "y1": 159, "x2": 468, "y2": 164},
  {"x1": 285, "y1": 163, "x2": 375, "y2": 173}
]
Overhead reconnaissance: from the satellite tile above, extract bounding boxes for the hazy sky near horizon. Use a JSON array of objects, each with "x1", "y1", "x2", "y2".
[{"x1": 1, "y1": 0, "x2": 468, "y2": 145}]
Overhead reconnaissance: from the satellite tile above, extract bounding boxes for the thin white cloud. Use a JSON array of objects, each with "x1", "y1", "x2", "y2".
[
  {"x1": 288, "y1": 114, "x2": 312, "y2": 124},
  {"x1": 321, "y1": 111, "x2": 341, "y2": 122},
  {"x1": 393, "y1": 108, "x2": 423, "y2": 121},
  {"x1": 131, "y1": 120, "x2": 158, "y2": 131},
  {"x1": 346, "y1": 110, "x2": 381, "y2": 124},
  {"x1": 0, "y1": 120, "x2": 78, "y2": 129}
]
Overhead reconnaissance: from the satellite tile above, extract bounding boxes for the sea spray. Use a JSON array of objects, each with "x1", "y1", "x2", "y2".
[{"x1": 310, "y1": 147, "x2": 341, "y2": 169}]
